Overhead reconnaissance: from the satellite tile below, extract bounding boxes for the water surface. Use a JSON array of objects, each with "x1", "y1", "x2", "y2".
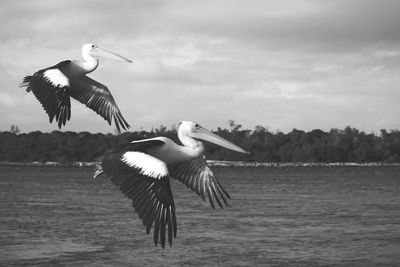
[{"x1": 1, "y1": 166, "x2": 399, "y2": 266}]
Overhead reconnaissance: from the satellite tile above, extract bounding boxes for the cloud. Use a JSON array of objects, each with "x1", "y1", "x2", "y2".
[{"x1": 1, "y1": 0, "x2": 400, "y2": 133}]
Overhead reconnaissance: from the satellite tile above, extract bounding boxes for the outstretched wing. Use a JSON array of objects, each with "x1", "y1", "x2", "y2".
[
  {"x1": 21, "y1": 60, "x2": 72, "y2": 128},
  {"x1": 168, "y1": 156, "x2": 231, "y2": 209},
  {"x1": 69, "y1": 76, "x2": 130, "y2": 132},
  {"x1": 101, "y1": 150, "x2": 177, "y2": 248}
]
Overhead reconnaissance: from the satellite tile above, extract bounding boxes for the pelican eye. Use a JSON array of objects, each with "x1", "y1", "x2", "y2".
[
  {"x1": 194, "y1": 123, "x2": 200, "y2": 129},
  {"x1": 91, "y1": 44, "x2": 96, "y2": 48}
]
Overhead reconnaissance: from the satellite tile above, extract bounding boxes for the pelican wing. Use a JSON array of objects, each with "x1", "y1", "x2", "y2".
[
  {"x1": 112, "y1": 138, "x2": 165, "y2": 154},
  {"x1": 168, "y1": 157, "x2": 231, "y2": 209},
  {"x1": 102, "y1": 151, "x2": 177, "y2": 248},
  {"x1": 126, "y1": 139, "x2": 166, "y2": 152},
  {"x1": 69, "y1": 76, "x2": 130, "y2": 132},
  {"x1": 21, "y1": 60, "x2": 72, "y2": 128}
]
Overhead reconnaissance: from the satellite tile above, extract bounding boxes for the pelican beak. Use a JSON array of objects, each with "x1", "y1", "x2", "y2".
[
  {"x1": 190, "y1": 126, "x2": 250, "y2": 154},
  {"x1": 91, "y1": 46, "x2": 132, "y2": 63}
]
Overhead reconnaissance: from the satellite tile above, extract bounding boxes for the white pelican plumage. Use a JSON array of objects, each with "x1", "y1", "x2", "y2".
[
  {"x1": 21, "y1": 44, "x2": 132, "y2": 132},
  {"x1": 94, "y1": 121, "x2": 249, "y2": 248}
]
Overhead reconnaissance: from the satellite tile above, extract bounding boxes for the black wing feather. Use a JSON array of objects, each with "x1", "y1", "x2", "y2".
[
  {"x1": 101, "y1": 151, "x2": 177, "y2": 248},
  {"x1": 21, "y1": 60, "x2": 72, "y2": 129},
  {"x1": 168, "y1": 157, "x2": 231, "y2": 209},
  {"x1": 69, "y1": 75, "x2": 130, "y2": 132}
]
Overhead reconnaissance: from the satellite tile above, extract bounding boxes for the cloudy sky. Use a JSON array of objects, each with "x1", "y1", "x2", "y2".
[{"x1": 1, "y1": 0, "x2": 400, "y2": 134}]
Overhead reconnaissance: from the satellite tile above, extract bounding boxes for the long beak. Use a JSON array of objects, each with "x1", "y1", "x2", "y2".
[
  {"x1": 91, "y1": 46, "x2": 132, "y2": 63},
  {"x1": 190, "y1": 126, "x2": 250, "y2": 154}
]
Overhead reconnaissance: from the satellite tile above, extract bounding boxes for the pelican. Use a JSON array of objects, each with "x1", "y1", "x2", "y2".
[
  {"x1": 94, "y1": 121, "x2": 249, "y2": 248},
  {"x1": 21, "y1": 43, "x2": 132, "y2": 132}
]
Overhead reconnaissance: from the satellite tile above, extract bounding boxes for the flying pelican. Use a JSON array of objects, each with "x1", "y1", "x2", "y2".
[
  {"x1": 21, "y1": 43, "x2": 132, "y2": 132},
  {"x1": 94, "y1": 121, "x2": 249, "y2": 248}
]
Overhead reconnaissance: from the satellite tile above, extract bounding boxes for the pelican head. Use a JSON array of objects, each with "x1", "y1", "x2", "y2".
[
  {"x1": 82, "y1": 43, "x2": 132, "y2": 63},
  {"x1": 178, "y1": 121, "x2": 250, "y2": 154}
]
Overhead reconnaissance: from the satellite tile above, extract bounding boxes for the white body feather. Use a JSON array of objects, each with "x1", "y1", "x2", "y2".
[
  {"x1": 122, "y1": 151, "x2": 168, "y2": 179},
  {"x1": 43, "y1": 69, "x2": 69, "y2": 87}
]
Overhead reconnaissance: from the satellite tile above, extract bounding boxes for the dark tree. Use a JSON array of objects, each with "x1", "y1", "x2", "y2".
[{"x1": 0, "y1": 123, "x2": 399, "y2": 163}]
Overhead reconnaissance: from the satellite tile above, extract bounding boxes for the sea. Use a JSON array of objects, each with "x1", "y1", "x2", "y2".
[{"x1": 0, "y1": 166, "x2": 399, "y2": 266}]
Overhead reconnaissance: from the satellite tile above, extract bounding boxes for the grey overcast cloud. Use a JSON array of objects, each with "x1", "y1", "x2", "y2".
[{"x1": 1, "y1": 0, "x2": 400, "y2": 133}]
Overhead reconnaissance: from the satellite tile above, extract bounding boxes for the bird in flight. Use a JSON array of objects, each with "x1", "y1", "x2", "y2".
[
  {"x1": 94, "y1": 121, "x2": 249, "y2": 248},
  {"x1": 21, "y1": 43, "x2": 132, "y2": 132}
]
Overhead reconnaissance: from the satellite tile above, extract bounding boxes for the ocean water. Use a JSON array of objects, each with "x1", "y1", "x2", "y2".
[{"x1": 0, "y1": 166, "x2": 399, "y2": 266}]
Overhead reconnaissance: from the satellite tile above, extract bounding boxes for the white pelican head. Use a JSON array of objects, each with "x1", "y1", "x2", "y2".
[
  {"x1": 82, "y1": 43, "x2": 132, "y2": 63},
  {"x1": 178, "y1": 121, "x2": 250, "y2": 154}
]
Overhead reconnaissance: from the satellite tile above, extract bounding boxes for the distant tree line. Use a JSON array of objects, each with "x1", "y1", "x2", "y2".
[{"x1": 1, "y1": 121, "x2": 399, "y2": 163}]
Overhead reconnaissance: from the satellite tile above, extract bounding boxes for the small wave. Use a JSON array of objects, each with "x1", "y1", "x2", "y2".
[{"x1": 1, "y1": 238, "x2": 104, "y2": 261}]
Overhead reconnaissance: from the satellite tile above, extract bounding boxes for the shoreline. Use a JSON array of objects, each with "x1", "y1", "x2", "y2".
[{"x1": 1, "y1": 161, "x2": 399, "y2": 168}]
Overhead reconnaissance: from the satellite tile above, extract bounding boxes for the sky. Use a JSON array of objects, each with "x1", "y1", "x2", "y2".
[{"x1": 1, "y1": 0, "x2": 400, "y2": 134}]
